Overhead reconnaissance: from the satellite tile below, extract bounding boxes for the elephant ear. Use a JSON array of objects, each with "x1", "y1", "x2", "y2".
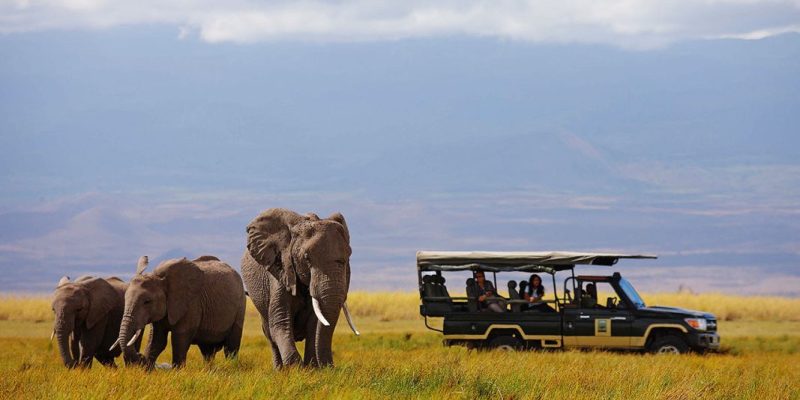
[
  {"x1": 81, "y1": 278, "x2": 117, "y2": 329},
  {"x1": 246, "y1": 208, "x2": 302, "y2": 295},
  {"x1": 327, "y1": 212, "x2": 350, "y2": 243},
  {"x1": 327, "y1": 212, "x2": 353, "y2": 293},
  {"x1": 304, "y1": 212, "x2": 320, "y2": 221},
  {"x1": 136, "y1": 256, "x2": 149, "y2": 275},
  {"x1": 154, "y1": 258, "x2": 204, "y2": 326}
]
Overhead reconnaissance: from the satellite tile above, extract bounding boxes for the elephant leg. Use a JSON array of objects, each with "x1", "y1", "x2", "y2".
[
  {"x1": 269, "y1": 324, "x2": 301, "y2": 367},
  {"x1": 303, "y1": 313, "x2": 318, "y2": 367},
  {"x1": 268, "y1": 284, "x2": 302, "y2": 367},
  {"x1": 269, "y1": 340, "x2": 283, "y2": 369},
  {"x1": 77, "y1": 352, "x2": 93, "y2": 369},
  {"x1": 224, "y1": 324, "x2": 243, "y2": 359},
  {"x1": 244, "y1": 270, "x2": 282, "y2": 367},
  {"x1": 143, "y1": 325, "x2": 168, "y2": 368},
  {"x1": 78, "y1": 323, "x2": 106, "y2": 368},
  {"x1": 96, "y1": 355, "x2": 116, "y2": 368},
  {"x1": 261, "y1": 319, "x2": 282, "y2": 369},
  {"x1": 199, "y1": 344, "x2": 216, "y2": 362},
  {"x1": 170, "y1": 332, "x2": 194, "y2": 368},
  {"x1": 77, "y1": 345, "x2": 93, "y2": 369}
]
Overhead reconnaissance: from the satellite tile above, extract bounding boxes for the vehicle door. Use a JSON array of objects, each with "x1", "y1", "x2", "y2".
[{"x1": 562, "y1": 281, "x2": 633, "y2": 348}]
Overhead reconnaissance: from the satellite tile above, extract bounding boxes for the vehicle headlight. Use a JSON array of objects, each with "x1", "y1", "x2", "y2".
[{"x1": 685, "y1": 318, "x2": 707, "y2": 331}]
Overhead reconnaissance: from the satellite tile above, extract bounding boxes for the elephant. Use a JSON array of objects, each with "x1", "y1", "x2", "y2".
[
  {"x1": 241, "y1": 208, "x2": 360, "y2": 369},
  {"x1": 118, "y1": 255, "x2": 246, "y2": 368},
  {"x1": 51, "y1": 275, "x2": 140, "y2": 368}
]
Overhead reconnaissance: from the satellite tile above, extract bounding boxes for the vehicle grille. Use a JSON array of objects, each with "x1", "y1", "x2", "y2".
[{"x1": 707, "y1": 319, "x2": 717, "y2": 332}]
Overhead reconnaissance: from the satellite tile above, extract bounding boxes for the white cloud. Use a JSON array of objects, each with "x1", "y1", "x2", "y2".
[{"x1": 1, "y1": 1, "x2": 799, "y2": 48}]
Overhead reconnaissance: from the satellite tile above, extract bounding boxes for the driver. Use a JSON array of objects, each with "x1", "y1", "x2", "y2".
[{"x1": 581, "y1": 283, "x2": 598, "y2": 308}]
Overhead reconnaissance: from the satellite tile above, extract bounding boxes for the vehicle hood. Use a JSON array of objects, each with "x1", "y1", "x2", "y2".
[{"x1": 638, "y1": 306, "x2": 716, "y2": 319}]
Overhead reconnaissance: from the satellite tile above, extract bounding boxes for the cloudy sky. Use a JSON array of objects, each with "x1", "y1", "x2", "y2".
[{"x1": 1, "y1": 1, "x2": 799, "y2": 295}]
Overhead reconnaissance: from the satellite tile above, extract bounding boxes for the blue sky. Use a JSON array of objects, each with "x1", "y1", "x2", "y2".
[{"x1": 1, "y1": 1, "x2": 799, "y2": 294}]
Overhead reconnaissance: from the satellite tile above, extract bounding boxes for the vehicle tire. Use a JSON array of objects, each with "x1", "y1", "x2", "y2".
[
  {"x1": 489, "y1": 335, "x2": 522, "y2": 351},
  {"x1": 649, "y1": 334, "x2": 689, "y2": 354}
]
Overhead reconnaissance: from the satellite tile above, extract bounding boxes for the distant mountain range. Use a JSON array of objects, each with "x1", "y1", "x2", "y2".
[{"x1": 1, "y1": 30, "x2": 798, "y2": 295}]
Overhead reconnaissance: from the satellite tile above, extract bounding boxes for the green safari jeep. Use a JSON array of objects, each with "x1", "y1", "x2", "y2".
[{"x1": 417, "y1": 251, "x2": 720, "y2": 353}]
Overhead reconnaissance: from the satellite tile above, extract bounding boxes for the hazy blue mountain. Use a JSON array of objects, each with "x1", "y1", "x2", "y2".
[{"x1": 1, "y1": 29, "x2": 798, "y2": 294}]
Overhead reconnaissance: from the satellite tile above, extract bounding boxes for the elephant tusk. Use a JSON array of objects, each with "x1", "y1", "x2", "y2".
[
  {"x1": 342, "y1": 302, "x2": 360, "y2": 336},
  {"x1": 312, "y1": 297, "x2": 330, "y2": 327},
  {"x1": 127, "y1": 329, "x2": 142, "y2": 347},
  {"x1": 109, "y1": 340, "x2": 120, "y2": 352},
  {"x1": 50, "y1": 330, "x2": 55, "y2": 342}
]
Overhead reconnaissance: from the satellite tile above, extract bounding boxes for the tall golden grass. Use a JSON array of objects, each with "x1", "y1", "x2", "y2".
[
  {"x1": 1, "y1": 292, "x2": 799, "y2": 399},
  {"x1": 2, "y1": 334, "x2": 798, "y2": 399},
  {"x1": 0, "y1": 296, "x2": 51, "y2": 322}
]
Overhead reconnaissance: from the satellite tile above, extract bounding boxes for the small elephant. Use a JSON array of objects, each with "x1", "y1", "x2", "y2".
[
  {"x1": 118, "y1": 255, "x2": 246, "y2": 368},
  {"x1": 242, "y1": 208, "x2": 360, "y2": 369},
  {"x1": 51, "y1": 275, "x2": 139, "y2": 368}
]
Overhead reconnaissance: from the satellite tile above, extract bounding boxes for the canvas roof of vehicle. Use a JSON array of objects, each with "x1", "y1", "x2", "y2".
[{"x1": 416, "y1": 251, "x2": 656, "y2": 273}]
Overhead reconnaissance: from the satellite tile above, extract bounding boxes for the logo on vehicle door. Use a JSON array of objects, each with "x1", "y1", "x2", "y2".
[{"x1": 595, "y1": 319, "x2": 611, "y2": 336}]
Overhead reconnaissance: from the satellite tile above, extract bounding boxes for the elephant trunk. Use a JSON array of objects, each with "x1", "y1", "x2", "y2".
[
  {"x1": 54, "y1": 313, "x2": 76, "y2": 368},
  {"x1": 312, "y1": 293, "x2": 344, "y2": 367},
  {"x1": 118, "y1": 313, "x2": 142, "y2": 365}
]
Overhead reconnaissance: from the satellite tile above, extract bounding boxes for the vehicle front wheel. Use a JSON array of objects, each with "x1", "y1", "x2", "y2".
[
  {"x1": 489, "y1": 335, "x2": 522, "y2": 351},
  {"x1": 649, "y1": 334, "x2": 689, "y2": 354}
]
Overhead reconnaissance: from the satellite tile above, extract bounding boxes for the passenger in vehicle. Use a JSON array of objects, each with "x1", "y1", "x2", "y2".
[
  {"x1": 468, "y1": 271, "x2": 505, "y2": 313},
  {"x1": 581, "y1": 283, "x2": 598, "y2": 308},
  {"x1": 523, "y1": 274, "x2": 553, "y2": 312}
]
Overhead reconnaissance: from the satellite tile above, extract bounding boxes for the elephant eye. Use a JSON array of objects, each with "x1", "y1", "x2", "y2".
[{"x1": 143, "y1": 299, "x2": 152, "y2": 305}]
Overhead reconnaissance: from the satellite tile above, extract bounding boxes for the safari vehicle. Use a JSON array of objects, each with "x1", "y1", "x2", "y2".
[{"x1": 417, "y1": 251, "x2": 720, "y2": 354}]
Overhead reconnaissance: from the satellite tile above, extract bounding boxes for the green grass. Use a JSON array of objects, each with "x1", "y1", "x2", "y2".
[{"x1": 1, "y1": 293, "x2": 799, "y2": 399}]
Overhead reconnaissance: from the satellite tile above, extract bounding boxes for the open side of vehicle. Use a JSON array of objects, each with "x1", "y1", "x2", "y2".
[{"x1": 417, "y1": 251, "x2": 720, "y2": 354}]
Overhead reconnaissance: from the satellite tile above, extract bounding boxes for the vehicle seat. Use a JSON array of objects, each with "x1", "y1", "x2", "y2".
[
  {"x1": 507, "y1": 280, "x2": 521, "y2": 312},
  {"x1": 421, "y1": 274, "x2": 453, "y2": 317},
  {"x1": 519, "y1": 280, "x2": 529, "y2": 299},
  {"x1": 465, "y1": 278, "x2": 479, "y2": 312},
  {"x1": 431, "y1": 275, "x2": 451, "y2": 298},
  {"x1": 422, "y1": 275, "x2": 437, "y2": 298}
]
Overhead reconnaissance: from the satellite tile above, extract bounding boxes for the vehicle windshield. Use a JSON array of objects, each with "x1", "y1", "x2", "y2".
[{"x1": 618, "y1": 278, "x2": 646, "y2": 308}]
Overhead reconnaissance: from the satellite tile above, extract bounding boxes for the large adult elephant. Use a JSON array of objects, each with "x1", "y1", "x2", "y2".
[
  {"x1": 117, "y1": 255, "x2": 246, "y2": 368},
  {"x1": 51, "y1": 275, "x2": 139, "y2": 368},
  {"x1": 241, "y1": 208, "x2": 359, "y2": 369}
]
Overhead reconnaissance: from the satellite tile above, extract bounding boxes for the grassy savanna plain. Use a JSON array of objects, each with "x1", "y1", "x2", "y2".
[{"x1": 1, "y1": 292, "x2": 799, "y2": 399}]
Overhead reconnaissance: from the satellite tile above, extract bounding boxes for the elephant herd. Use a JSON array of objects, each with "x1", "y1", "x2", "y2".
[{"x1": 49, "y1": 208, "x2": 360, "y2": 370}]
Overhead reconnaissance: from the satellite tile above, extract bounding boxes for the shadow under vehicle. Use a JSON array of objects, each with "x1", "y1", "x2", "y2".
[{"x1": 417, "y1": 251, "x2": 720, "y2": 354}]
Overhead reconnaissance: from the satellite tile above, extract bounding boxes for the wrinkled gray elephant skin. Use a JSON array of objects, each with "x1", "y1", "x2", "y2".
[
  {"x1": 51, "y1": 275, "x2": 140, "y2": 368},
  {"x1": 241, "y1": 208, "x2": 359, "y2": 369},
  {"x1": 119, "y1": 255, "x2": 246, "y2": 369}
]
